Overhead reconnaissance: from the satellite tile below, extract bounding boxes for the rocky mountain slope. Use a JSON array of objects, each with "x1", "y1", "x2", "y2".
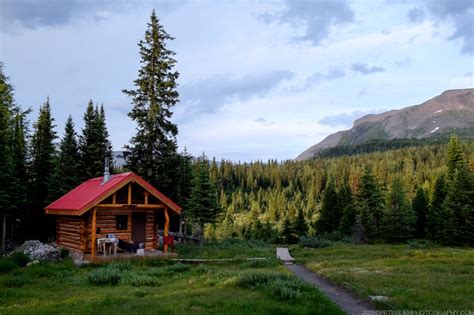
[{"x1": 296, "y1": 88, "x2": 474, "y2": 161}]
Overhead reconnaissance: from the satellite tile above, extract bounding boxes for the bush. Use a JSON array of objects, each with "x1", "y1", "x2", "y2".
[
  {"x1": 408, "y1": 240, "x2": 436, "y2": 249},
  {"x1": 88, "y1": 267, "x2": 121, "y2": 285},
  {"x1": 122, "y1": 274, "x2": 161, "y2": 286},
  {"x1": 268, "y1": 278, "x2": 303, "y2": 300},
  {"x1": 236, "y1": 271, "x2": 309, "y2": 301},
  {"x1": 235, "y1": 271, "x2": 289, "y2": 288},
  {"x1": 3, "y1": 275, "x2": 33, "y2": 288},
  {"x1": 11, "y1": 252, "x2": 29, "y2": 267},
  {"x1": 300, "y1": 236, "x2": 333, "y2": 248},
  {"x1": 134, "y1": 290, "x2": 147, "y2": 298},
  {"x1": 60, "y1": 248, "x2": 69, "y2": 259},
  {"x1": 166, "y1": 262, "x2": 190, "y2": 274},
  {"x1": 241, "y1": 258, "x2": 278, "y2": 268},
  {"x1": 0, "y1": 259, "x2": 17, "y2": 273}
]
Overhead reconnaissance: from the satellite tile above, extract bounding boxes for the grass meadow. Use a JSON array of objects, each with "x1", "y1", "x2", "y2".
[
  {"x1": 291, "y1": 242, "x2": 474, "y2": 311},
  {"x1": 0, "y1": 240, "x2": 342, "y2": 315}
]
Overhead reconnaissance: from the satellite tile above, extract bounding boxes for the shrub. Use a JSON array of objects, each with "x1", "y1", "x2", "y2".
[
  {"x1": 268, "y1": 278, "x2": 303, "y2": 300},
  {"x1": 11, "y1": 252, "x2": 29, "y2": 267},
  {"x1": 300, "y1": 236, "x2": 333, "y2": 248},
  {"x1": 60, "y1": 248, "x2": 70, "y2": 259},
  {"x1": 235, "y1": 271, "x2": 288, "y2": 288},
  {"x1": 3, "y1": 275, "x2": 32, "y2": 288},
  {"x1": 88, "y1": 267, "x2": 121, "y2": 285},
  {"x1": 122, "y1": 275, "x2": 161, "y2": 286},
  {"x1": 167, "y1": 262, "x2": 190, "y2": 274},
  {"x1": 241, "y1": 258, "x2": 278, "y2": 268},
  {"x1": 0, "y1": 259, "x2": 17, "y2": 273},
  {"x1": 236, "y1": 271, "x2": 309, "y2": 301},
  {"x1": 134, "y1": 290, "x2": 147, "y2": 298}
]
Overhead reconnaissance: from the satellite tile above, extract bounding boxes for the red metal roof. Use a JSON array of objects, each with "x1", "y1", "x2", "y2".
[{"x1": 45, "y1": 172, "x2": 182, "y2": 216}]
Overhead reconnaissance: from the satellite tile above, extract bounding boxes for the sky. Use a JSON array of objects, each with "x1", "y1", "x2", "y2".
[{"x1": 0, "y1": 0, "x2": 473, "y2": 162}]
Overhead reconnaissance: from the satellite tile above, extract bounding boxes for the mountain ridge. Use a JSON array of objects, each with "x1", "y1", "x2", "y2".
[{"x1": 296, "y1": 88, "x2": 474, "y2": 161}]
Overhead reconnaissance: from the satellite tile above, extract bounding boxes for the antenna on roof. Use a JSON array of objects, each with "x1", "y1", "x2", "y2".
[{"x1": 102, "y1": 157, "x2": 111, "y2": 184}]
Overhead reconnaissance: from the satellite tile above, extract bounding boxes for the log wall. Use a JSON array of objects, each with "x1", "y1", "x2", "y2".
[{"x1": 56, "y1": 217, "x2": 86, "y2": 252}]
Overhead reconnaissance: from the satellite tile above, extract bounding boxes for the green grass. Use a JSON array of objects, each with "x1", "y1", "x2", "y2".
[
  {"x1": 0, "y1": 241, "x2": 342, "y2": 315},
  {"x1": 174, "y1": 238, "x2": 275, "y2": 259},
  {"x1": 291, "y1": 243, "x2": 474, "y2": 311}
]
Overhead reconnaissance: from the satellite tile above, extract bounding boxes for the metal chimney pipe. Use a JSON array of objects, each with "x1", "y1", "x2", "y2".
[{"x1": 102, "y1": 157, "x2": 111, "y2": 184}]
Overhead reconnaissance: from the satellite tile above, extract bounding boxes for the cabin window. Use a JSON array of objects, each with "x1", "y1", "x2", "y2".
[{"x1": 116, "y1": 215, "x2": 128, "y2": 230}]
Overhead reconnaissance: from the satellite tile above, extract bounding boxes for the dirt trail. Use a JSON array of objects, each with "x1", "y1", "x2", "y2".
[{"x1": 276, "y1": 247, "x2": 375, "y2": 315}]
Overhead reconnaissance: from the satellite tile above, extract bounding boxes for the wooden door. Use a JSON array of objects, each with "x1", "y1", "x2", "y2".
[{"x1": 132, "y1": 213, "x2": 146, "y2": 244}]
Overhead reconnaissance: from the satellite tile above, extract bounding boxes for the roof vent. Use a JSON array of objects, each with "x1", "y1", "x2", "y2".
[{"x1": 102, "y1": 157, "x2": 111, "y2": 184}]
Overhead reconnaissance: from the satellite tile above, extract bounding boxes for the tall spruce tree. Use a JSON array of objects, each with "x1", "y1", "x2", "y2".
[
  {"x1": 78, "y1": 101, "x2": 112, "y2": 180},
  {"x1": 315, "y1": 180, "x2": 340, "y2": 234},
  {"x1": 55, "y1": 116, "x2": 81, "y2": 196},
  {"x1": 442, "y1": 164, "x2": 474, "y2": 245},
  {"x1": 0, "y1": 64, "x2": 21, "y2": 250},
  {"x1": 427, "y1": 175, "x2": 447, "y2": 240},
  {"x1": 29, "y1": 98, "x2": 57, "y2": 239},
  {"x1": 294, "y1": 207, "x2": 308, "y2": 239},
  {"x1": 175, "y1": 149, "x2": 194, "y2": 234},
  {"x1": 0, "y1": 65, "x2": 16, "y2": 215},
  {"x1": 186, "y1": 154, "x2": 220, "y2": 242},
  {"x1": 123, "y1": 10, "x2": 180, "y2": 198},
  {"x1": 412, "y1": 186, "x2": 429, "y2": 238},
  {"x1": 338, "y1": 182, "x2": 355, "y2": 236},
  {"x1": 357, "y1": 165, "x2": 385, "y2": 239},
  {"x1": 381, "y1": 176, "x2": 415, "y2": 241},
  {"x1": 446, "y1": 134, "x2": 465, "y2": 182}
]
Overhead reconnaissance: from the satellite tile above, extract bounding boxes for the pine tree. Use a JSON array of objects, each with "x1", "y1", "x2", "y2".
[
  {"x1": 55, "y1": 116, "x2": 81, "y2": 196},
  {"x1": 315, "y1": 180, "x2": 339, "y2": 234},
  {"x1": 412, "y1": 186, "x2": 429, "y2": 238},
  {"x1": 78, "y1": 101, "x2": 112, "y2": 180},
  {"x1": 446, "y1": 134, "x2": 465, "y2": 182},
  {"x1": 294, "y1": 207, "x2": 308, "y2": 239},
  {"x1": 381, "y1": 176, "x2": 415, "y2": 241},
  {"x1": 0, "y1": 65, "x2": 16, "y2": 216},
  {"x1": 0, "y1": 63, "x2": 21, "y2": 251},
  {"x1": 10, "y1": 110, "x2": 29, "y2": 215},
  {"x1": 427, "y1": 175, "x2": 447, "y2": 241},
  {"x1": 357, "y1": 165, "x2": 385, "y2": 239},
  {"x1": 175, "y1": 149, "x2": 194, "y2": 234},
  {"x1": 29, "y1": 98, "x2": 57, "y2": 239},
  {"x1": 123, "y1": 10, "x2": 180, "y2": 198},
  {"x1": 280, "y1": 215, "x2": 297, "y2": 244},
  {"x1": 338, "y1": 182, "x2": 354, "y2": 235},
  {"x1": 442, "y1": 164, "x2": 474, "y2": 245},
  {"x1": 186, "y1": 154, "x2": 220, "y2": 242}
]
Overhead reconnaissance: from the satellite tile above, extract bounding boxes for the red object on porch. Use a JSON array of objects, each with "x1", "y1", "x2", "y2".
[{"x1": 164, "y1": 235, "x2": 175, "y2": 252}]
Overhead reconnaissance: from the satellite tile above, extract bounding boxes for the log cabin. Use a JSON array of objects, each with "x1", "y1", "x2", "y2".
[{"x1": 44, "y1": 171, "x2": 181, "y2": 260}]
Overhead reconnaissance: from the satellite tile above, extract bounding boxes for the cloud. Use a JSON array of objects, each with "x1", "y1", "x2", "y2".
[
  {"x1": 305, "y1": 67, "x2": 346, "y2": 88},
  {"x1": 255, "y1": 117, "x2": 275, "y2": 126},
  {"x1": 394, "y1": 57, "x2": 412, "y2": 67},
  {"x1": 409, "y1": 0, "x2": 474, "y2": 54},
  {"x1": 268, "y1": 0, "x2": 354, "y2": 45},
  {"x1": 0, "y1": 0, "x2": 183, "y2": 31},
  {"x1": 319, "y1": 110, "x2": 378, "y2": 128},
  {"x1": 351, "y1": 63, "x2": 385, "y2": 75},
  {"x1": 408, "y1": 7, "x2": 425, "y2": 23},
  {"x1": 179, "y1": 70, "x2": 293, "y2": 117}
]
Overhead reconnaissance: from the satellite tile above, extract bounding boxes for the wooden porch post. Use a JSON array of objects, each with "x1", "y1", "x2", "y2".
[
  {"x1": 91, "y1": 207, "x2": 97, "y2": 261},
  {"x1": 164, "y1": 208, "x2": 169, "y2": 253}
]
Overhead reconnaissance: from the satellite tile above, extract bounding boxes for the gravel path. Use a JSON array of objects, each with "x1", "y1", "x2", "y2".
[{"x1": 276, "y1": 247, "x2": 375, "y2": 315}]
